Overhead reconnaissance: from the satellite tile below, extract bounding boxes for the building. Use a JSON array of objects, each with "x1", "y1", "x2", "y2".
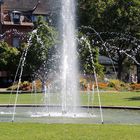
[
  {"x1": 99, "y1": 55, "x2": 117, "y2": 79},
  {"x1": 0, "y1": 0, "x2": 60, "y2": 87},
  {"x1": 0, "y1": 0, "x2": 138, "y2": 86},
  {"x1": 99, "y1": 55, "x2": 138, "y2": 83},
  {"x1": 0, "y1": 0, "x2": 60, "y2": 47}
]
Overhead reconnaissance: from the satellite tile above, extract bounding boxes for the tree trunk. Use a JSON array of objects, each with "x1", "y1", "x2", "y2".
[
  {"x1": 42, "y1": 79, "x2": 46, "y2": 93},
  {"x1": 137, "y1": 65, "x2": 140, "y2": 83},
  {"x1": 117, "y1": 61, "x2": 123, "y2": 80}
]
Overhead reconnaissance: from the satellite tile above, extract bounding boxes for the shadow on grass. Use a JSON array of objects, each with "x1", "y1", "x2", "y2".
[{"x1": 125, "y1": 96, "x2": 140, "y2": 101}]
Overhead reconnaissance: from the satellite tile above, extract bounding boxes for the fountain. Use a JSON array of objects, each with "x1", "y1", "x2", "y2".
[
  {"x1": 7, "y1": 0, "x2": 99, "y2": 122},
  {"x1": 28, "y1": 0, "x2": 100, "y2": 120},
  {"x1": 1, "y1": 0, "x2": 140, "y2": 124},
  {"x1": 60, "y1": 0, "x2": 79, "y2": 115}
]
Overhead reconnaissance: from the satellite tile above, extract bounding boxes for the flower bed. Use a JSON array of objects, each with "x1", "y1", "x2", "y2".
[
  {"x1": 131, "y1": 84, "x2": 140, "y2": 91},
  {"x1": 83, "y1": 82, "x2": 108, "y2": 91}
]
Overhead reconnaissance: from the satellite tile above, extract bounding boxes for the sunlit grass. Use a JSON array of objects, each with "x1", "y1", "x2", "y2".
[
  {"x1": 0, "y1": 91, "x2": 139, "y2": 107},
  {"x1": 0, "y1": 123, "x2": 139, "y2": 140},
  {"x1": 81, "y1": 91, "x2": 140, "y2": 107}
]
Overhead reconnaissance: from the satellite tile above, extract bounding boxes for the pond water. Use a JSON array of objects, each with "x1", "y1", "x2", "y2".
[{"x1": 0, "y1": 106, "x2": 140, "y2": 124}]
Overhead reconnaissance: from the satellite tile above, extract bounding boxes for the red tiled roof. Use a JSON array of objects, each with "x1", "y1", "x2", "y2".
[{"x1": 3, "y1": 0, "x2": 61, "y2": 15}]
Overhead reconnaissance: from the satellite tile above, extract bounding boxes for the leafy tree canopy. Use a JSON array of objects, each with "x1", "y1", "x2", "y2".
[
  {"x1": 24, "y1": 16, "x2": 58, "y2": 81},
  {"x1": 77, "y1": 0, "x2": 140, "y2": 80},
  {"x1": 0, "y1": 41, "x2": 19, "y2": 72}
]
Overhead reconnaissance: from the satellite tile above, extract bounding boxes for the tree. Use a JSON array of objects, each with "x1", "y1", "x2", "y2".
[
  {"x1": 0, "y1": 41, "x2": 19, "y2": 74},
  {"x1": 77, "y1": 32, "x2": 104, "y2": 78},
  {"x1": 24, "y1": 16, "x2": 58, "y2": 88},
  {"x1": 77, "y1": 0, "x2": 140, "y2": 81}
]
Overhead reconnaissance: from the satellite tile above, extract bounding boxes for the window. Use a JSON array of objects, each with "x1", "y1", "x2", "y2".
[
  {"x1": 31, "y1": 15, "x2": 37, "y2": 22},
  {"x1": 11, "y1": 11, "x2": 21, "y2": 24},
  {"x1": 32, "y1": 15, "x2": 48, "y2": 22},
  {"x1": 13, "y1": 37, "x2": 20, "y2": 48}
]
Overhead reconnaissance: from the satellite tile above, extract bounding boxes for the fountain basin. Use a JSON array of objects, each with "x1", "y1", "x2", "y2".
[{"x1": 0, "y1": 106, "x2": 140, "y2": 124}]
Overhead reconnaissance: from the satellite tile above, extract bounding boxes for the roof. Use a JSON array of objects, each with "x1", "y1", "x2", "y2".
[
  {"x1": 98, "y1": 56, "x2": 117, "y2": 65},
  {"x1": 3, "y1": 0, "x2": 61, "y2": 15}
]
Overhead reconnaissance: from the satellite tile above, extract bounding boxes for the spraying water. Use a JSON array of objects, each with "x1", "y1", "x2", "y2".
[
  {"x1": 9, "y1": 0, "x2": 97, "y2": 121},
  {"x1": 61, "y1": 0, "x2": 79, "y2": 113}
]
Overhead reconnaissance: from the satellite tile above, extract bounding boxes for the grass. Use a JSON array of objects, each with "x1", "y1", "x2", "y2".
[
  {"x1": 0, "y1": 123, "x2": 139, "y2": 140},
  {"x1": 81, "y1": 91, "x2": 140, "y2": 107},
  {"x1": 0, "y1": 91, "x2": 140, "y2": 107},
  {"x1": 0, "y1": 92, "x2": 140, "y2": 140},
  {"x1": 0, "y1": 93, "x2": 43, "y2": 104}
]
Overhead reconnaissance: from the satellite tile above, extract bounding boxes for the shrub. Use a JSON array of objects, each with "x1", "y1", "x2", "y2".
[
  {"x1": 108, "y1": 79, "x2": 128, "y2": 90},
  {"x1": 7, "y1": 80, "x2": 54, "y2": 92},
  {"x1": 7, "y1": 81, "x2": 37, "y2": 91},
  {"x1": 79, "y1": 77, "x2": 87, "y2": 90},
  {"x1": 83, "y1": 82, "x2": 108, "y2": 91},
  {"x1": 95, "y1": 83, "x2": 108, "y2": 89},
  {"x1": 19, "y1": 81, "x2": 32, "y2": 91},
  {"x1": 131, "y1": 84, "x2": 140, "y2": 90},
  {"x1": 7, "y1": 82, "x2": 19, "y2": 91}
]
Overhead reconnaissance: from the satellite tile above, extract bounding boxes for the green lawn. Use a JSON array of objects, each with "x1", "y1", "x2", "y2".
[
  {"x1": 81, "y1": 91, "x2": 140, "y2": 107},
  {"x1": 0, "y1": 123, "x2": 139, "y2": 140},
  {"x1": 0, "y1": 91, "x2": 140, "y2": 107},
  {"x1": 0, "y1": 93, "x2": 140, "y2": 140}
]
